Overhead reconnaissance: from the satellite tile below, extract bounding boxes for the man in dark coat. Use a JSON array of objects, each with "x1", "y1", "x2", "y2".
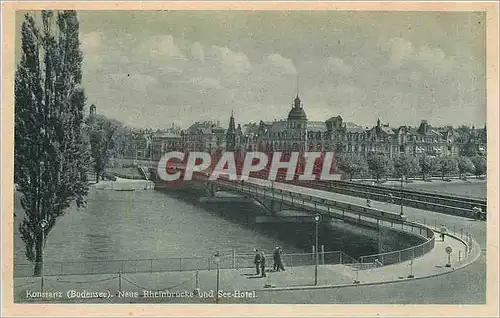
[
  {"x1": 273, "y1": 247, "x2": 280, "y2": 271},
  {"x1": 254, "y1": 249, "x2": 261, "y2": 275}
]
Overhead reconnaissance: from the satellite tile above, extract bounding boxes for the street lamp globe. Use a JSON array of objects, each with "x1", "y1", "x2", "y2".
[
  {"x1": 213, "y1": 252, "x2": 221, "y2": 264},
  {"x1": 313, "y1": 214, "x2": 321, "y2": 223},
  {"x1": 39, "y1": 219, "x2": 48, "y2": 229}
]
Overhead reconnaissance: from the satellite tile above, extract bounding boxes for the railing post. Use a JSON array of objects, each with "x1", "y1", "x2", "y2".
[
  {"x1": 381, "y1": 255, "x2": 384, "y2": 265},
  {"x1": 460, "y1": 228, "x2": 463, "y2": 239},
  {"x1": 196, "y1": 270, "x2": 199, "y2": 290},
  {"x1": 179, "y1": 258, "x2": 183, "y2": 271},
  {"x1": 118, "y1": 271, "x2": 122, "y2": 294},
  {"x1": 312, "y1": 245, "x2": 315, "y2": 262},
  {"x1": 321, "y1": 245, "x2": 325, "y2": 265},
  {"x1": 398, "y1": 251, "x2": 401, "y2": 263},
  {"x1": 232, "y1": 248, "x2": 236, "y2": 269},
  {"x1": 150, "y1": 259, "x2": 153, "y2": 273},
  {"x1": 339, "y1": 252, "x2": 342, "y2": 265},
  {"x1": 208, "y1": 257, "x2": 211, "y2": 271}
]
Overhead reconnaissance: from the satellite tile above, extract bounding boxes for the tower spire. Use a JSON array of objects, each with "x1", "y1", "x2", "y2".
[{"x1": 296, "y1": 74, "x2": 299, "y2": 97}]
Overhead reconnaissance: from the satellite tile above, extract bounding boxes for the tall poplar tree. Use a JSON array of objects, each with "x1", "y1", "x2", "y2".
[{"x1": 15, "y1": 11, "x2": 89, "y2": 276}]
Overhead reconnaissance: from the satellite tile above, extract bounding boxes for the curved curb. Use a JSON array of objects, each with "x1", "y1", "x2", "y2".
[{"x1": 254, "y1": 237, "x2": 481, "y2": 293}]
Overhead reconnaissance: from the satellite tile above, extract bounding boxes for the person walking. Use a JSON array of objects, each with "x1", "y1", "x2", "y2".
[
  {"x1": 253, "y1": 249, "x2": 261, "y2": 275},
  {"x1": 440, "y1": 224, "x2": 448, "y2": 242},
  {"x1": 273, "y1": 247, "x2": 280, "y2": 271},
  {"x1": 260, "y1": 251, "x2": 267, "y2": 277},
  {"x1": 277, "y1": 247, "x2": 286, "y2": 271}
]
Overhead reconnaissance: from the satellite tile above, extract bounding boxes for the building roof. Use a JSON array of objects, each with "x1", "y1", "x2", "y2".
[
  {"x1": 185, "y1": 121, "x2": 224, "y2": 135},
  {"x1": 243, "y1": 123, "x2": 259, "y2": 135},
  {"x1": 153, "y1": 132, "x2": 182, "y2": 139},
  {"x1": 380, "y1": 126, "x2": 395, "y2": 135},
  {"x1": 326, "y1": 115, "x2": 343, "y2": 122},
  {"x1": 307, "y1": 121, "x2": 328, "y2": 132},
  {"x1": 269, "y1": 121, "x2": 288, "y2": 132},
  {"x1": 345, "y1": 122, "x2": 365, "y2": 133}
]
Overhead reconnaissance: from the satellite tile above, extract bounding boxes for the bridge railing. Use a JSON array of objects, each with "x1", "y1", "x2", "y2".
[
  {"x1": 212, "y1": 178, "x2": 447, "y2": 268},
  {"x1": 14, "y1": 250, "x2": 368, "y2": 278},
  {"x1": 216, "y1": 177, "x2": 406, "y2": 223},
  {"x1": 359, "y1": 221, "x2": 435, "y2": 266}
]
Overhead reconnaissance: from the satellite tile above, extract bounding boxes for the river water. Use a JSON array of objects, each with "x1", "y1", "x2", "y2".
[{"x1": 14, "y1": 185, "x2": 422, "y2": 274}]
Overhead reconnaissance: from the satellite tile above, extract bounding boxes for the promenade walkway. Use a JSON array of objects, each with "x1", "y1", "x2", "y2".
[{"x1": 14, "y1": 231, "x2": 479, "y2": 303}]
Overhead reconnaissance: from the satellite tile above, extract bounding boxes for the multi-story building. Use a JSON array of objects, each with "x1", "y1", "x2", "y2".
[
  {"x1": 181, "y1": 120, "x2": 226, "y2": 153},
  {"x1": 176, "y1": 92, "x2": 484, "y2": 160},
  {"x1": 234, "y1": 93, "x2": 466, "y2": 159},
  {"x1": 151, "y1": 124, "x2": 182, "y2": 160}
]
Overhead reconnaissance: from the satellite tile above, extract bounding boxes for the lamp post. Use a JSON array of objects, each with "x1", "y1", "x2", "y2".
[
  {"x1": 400, "y1": 174, "x2": 404, "y2": 216},
  {"x1": 39, "y1": 219, "x2": 48, "y2": 292},
  {"x1": 313, "y1": 214, "x2": 321, "y2": 285},
  {"x1": 213, "y1": 251, "x2": 221, "y2": 304}
]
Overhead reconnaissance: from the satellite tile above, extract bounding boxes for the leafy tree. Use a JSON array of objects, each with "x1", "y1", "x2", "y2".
[
  {"x1": 15, "y1": 11, "x2": 89, "y2": 276},
  {"x1": 85, "y1": 115, "x2": 122, "y2": 182},
  {"x1": 337, "y1": 154, "x2": 368, "y2": 181},
  {"x1": 437, "y1": 155, "x2": 458, "y2": 180},
  {"x1": 471, "y1": 155, "x2": 487, "y2": 178},
  {"x1": 418, "y1": 155, "x2": 437, "y2": 180},
  {"x1": 393, "y1": 154, "x2": 420, "y2": 180},
  {"x1": 456, "y1": 125, "x2": 480, "y2": 157},
  {"x1": 456, "y1": 156, "x2": 475, "y2": 179},
  {"x1": 367, "y1": 153, "x2": 391, "y2": 181}
]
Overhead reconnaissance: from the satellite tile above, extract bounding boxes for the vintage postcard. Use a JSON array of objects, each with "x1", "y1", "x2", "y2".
[{"x1": 1, "y1": 1, "x2": 499, "y2": 317}]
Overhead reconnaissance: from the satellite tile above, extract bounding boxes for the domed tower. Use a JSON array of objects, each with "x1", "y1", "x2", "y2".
[
  {"x1": 287, "y1": 95, "x2": 308, "y2": 127},
  {"x1": 286, "y1": 76, "x2": 308, "y2": 151}
]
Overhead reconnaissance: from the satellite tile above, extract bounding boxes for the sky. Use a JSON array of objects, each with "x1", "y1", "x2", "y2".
[{"x1": 16, "y1": 11, "x2": 487, "y2": 130}]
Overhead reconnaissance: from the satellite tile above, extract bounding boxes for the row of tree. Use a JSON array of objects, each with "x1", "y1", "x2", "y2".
[{"x1": 337, "y1": 153, "x2": 487, "y2": 181}]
